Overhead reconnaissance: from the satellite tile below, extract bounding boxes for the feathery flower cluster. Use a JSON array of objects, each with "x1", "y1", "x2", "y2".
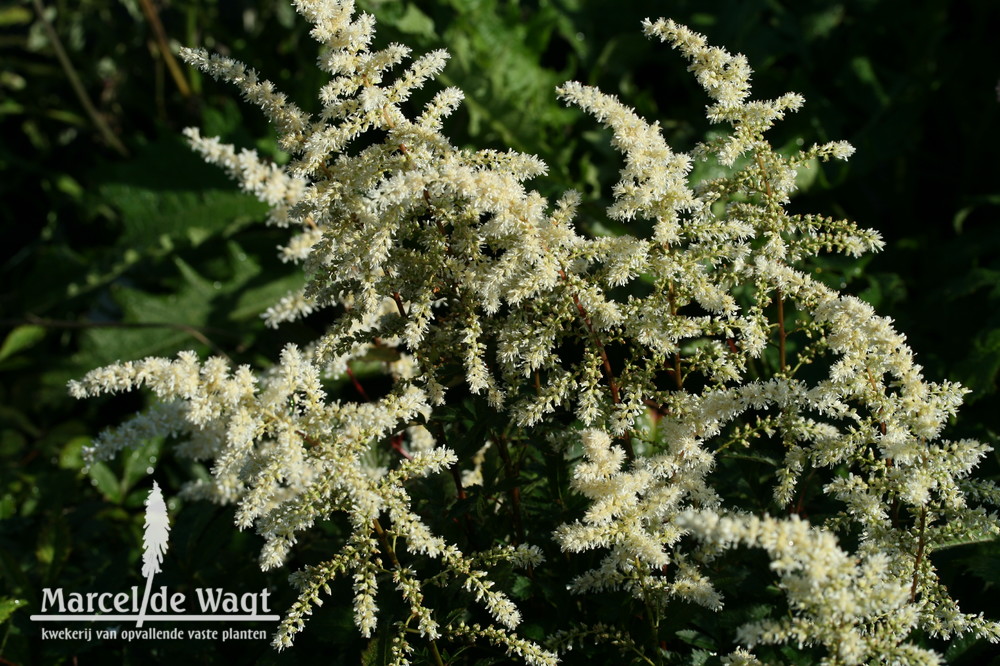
[
  {"x1": 72, "y1": 2, "x2": 999, "y2": 663},
  {"x1": 677, "y1": 510, "x2": 935, "y2": 664}
]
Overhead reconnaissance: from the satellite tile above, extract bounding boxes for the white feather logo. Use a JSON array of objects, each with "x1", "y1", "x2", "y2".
[{"x1": 136, "y1": 481, "x2": 170, "y2": 627}]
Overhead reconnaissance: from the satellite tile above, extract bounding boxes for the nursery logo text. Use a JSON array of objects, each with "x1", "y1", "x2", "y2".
[{"x1": 30, "y1": 482, "x2": 279, "y2": 632}]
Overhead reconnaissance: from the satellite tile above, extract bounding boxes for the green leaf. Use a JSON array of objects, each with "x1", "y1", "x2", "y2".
[
  {"x1": 99, "y1": 183, "x2": 267, "y2": 249},
  {"x1": 89, "y1": 462, "x2": 123, "y2": 504},
  {"x1": 361, "y1": 625, "x2": 394, "y2": 666},
  {"x1": 952, "y1": 194, "x2": 1000, "y2": 233},
  {"x1": 953, "y1": 543, "x2": 1000, "y2": 586},
  {"x1": 0, "y1": 598, "x2": 27, "y2": 624},
  {"x1": 676, "y1": 628, "x2": 715, "y2": 651},
  {"x1": 849, "y1": 56, "x2": 889, "y2": 107},
  {"x1": 0, "y1": 325, "x2": 45, "y2": 363},
  {"x1": 96, "y1": 137, "x2": 268, "y2": 252},
  {"x1": 122, "y1": 436, "x2": 161, "y2": 494},
  {"x1": 59, "y1": 435, "x2": 89, "y2": 470},
  {"x1": 35, "y1": 516, "x2": 71, "y2": 582},
  {"x1": 74, "y1": 244, "x2": 264, "y2": 366},
  {"x1": 803, "y1": 5, "x2": 845, "y2": 39},
  {"x1": 0, "y1": 494, "x2": 16, "y2": 521},
  {"x1": 0, "y1": 6, "x2": 31, "y2": 26},
  {"x1": 944, "y1": 631, "x2": 996, "y2": 664},
  {"x1": 511, "y1": 573, "x2": 532, "y2": 600},
  {"x1": 689, "y1": 649, "x2": 712, "y2": 666},
  {"x1": 201, "y1": 99, "x2": 245, "y2": 140},
  {"x1": 955, "y1": 328, "x2": 1000, "y2": 399},
  {"x1": 794, "y1": 156, "x2": 820, "y2": 192},
  {"x1": 394, "y1": 4, "x2": 435, "y2": 37}
]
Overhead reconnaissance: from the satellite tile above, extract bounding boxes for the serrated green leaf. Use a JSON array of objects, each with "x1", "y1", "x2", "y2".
[
  {"x1": 690, "y1": 648, "x2": 712, "y2": 666},
  {"x1": 201, "y1": 99, "x2": 245, "y2": 140},
  {"x1": 955, "y1": 328, "x2": 1000, "y2": 399},
  {"x1": 96, "y1": 137, "x2": 268, "y2": 252},
  {"x1": 954, "y1": 544, "x2": 1000, "y2": 586},
  {"x1": 432, "y1": 0, "x2": 576, "y2": 163},
  {"x1": 676, "y1": 628, "x2": 714, "y2": 650},
  {"x1": 74, "y1": 245, "x2": 261, "y2": 365},
  {"x1": 100, "y1": 184, "x2": 267, "y2": 250},
  {"x1": 76, "y1": 305, "x2": 201, "y2": 367},
  {"x1": 174, "y1": 241, "x2": 263, "y2": 301}
]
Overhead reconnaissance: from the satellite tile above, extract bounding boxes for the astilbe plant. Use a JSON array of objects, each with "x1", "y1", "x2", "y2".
[{"x1": 69, "y1": 1, "x2": 1000, "y2": 664}]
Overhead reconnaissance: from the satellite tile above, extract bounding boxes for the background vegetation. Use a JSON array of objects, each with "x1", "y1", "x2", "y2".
[{"x1": 2, "y1": 0, "x2": 999, "y2": 663}]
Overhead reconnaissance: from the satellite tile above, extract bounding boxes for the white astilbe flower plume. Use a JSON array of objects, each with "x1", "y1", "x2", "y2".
[
  {"x1": 71, "y1": 2, "x2": 999, "y2": 663},
  {"x1": 677, "y1": 510, "x2": 935, "y2": 665}
]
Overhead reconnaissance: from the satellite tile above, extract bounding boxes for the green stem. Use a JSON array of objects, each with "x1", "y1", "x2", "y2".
[
  {"x1": 372, "y1": 519, "x2": 445, "y2": 665},
  {"x1": 31, "y1": 0, "x2": 129, "y2": 157},
  {"x1": 756, "y1": 151, "x2": 788, "y2": 377},
  {"x1": 776, "y1": 288, "x2": 786, "y2": 374},
  {"x1": 138, "y1": 0, "x2": 192, "y2": 98},
  {"x1": 639, "y1": 576, "x2": 661, "y2": 664},
  {"x1": 392, "y1": 291, "x2": 408, "y2": 317},
  {"x1": 494, "y1": 434, "x2": 525, "y2": 545},
  {"x1": 428, "y1": 638, "x2": 446, "y2": 666},
  {"x1": 910, "y1": 506, "x2": 928, "y2": 602},
  {"x1": 564, "y1": 276, "x2": 634, "y2": 460},
  {"x1": 667, "y1": 284, "x2": 683, "y2": 390},
  {"x1": 372, "y1": 518, "x2": 400, "y2": 568}
]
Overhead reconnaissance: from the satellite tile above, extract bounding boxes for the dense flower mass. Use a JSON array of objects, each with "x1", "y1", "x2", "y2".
[{"x1": 72, "y1": 1, "x2": 1000, "y2": 663}]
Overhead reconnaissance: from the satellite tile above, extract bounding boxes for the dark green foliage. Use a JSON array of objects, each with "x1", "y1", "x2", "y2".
[{"x1": 3, "y1": 0, "x2": 1000, "y2": 663}]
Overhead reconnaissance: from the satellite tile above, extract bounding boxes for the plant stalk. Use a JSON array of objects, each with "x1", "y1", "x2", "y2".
[
  {"x1": 561, "y1": 273, "x2": 635, "y2": 460},
  {"x1": 776, "y1": 288, "x2": 786, "y2": 374},
  {"x1": 138, "y1": 0, "x2": 192, "y2": 98},
  {"x1": 910, "y1": 506, "x2": 928, "y2": 602},
  {"x1": 30, "y1": 0, "x2": 129, "y2": 156},
  {"x1": 495, "y1": 434, "x2": 525, "y2": 545},
  {"x1": 667, "y1": 284, "x2": 683, "y2": 389},
  {"x1": 372, "y1": 518, "x2": 446, "y2": 666}
]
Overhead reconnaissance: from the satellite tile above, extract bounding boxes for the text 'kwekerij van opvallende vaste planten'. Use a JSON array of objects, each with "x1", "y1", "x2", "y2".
[{"x1": 69, "y1": 1, "x2": 1000, "y2": 664}]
